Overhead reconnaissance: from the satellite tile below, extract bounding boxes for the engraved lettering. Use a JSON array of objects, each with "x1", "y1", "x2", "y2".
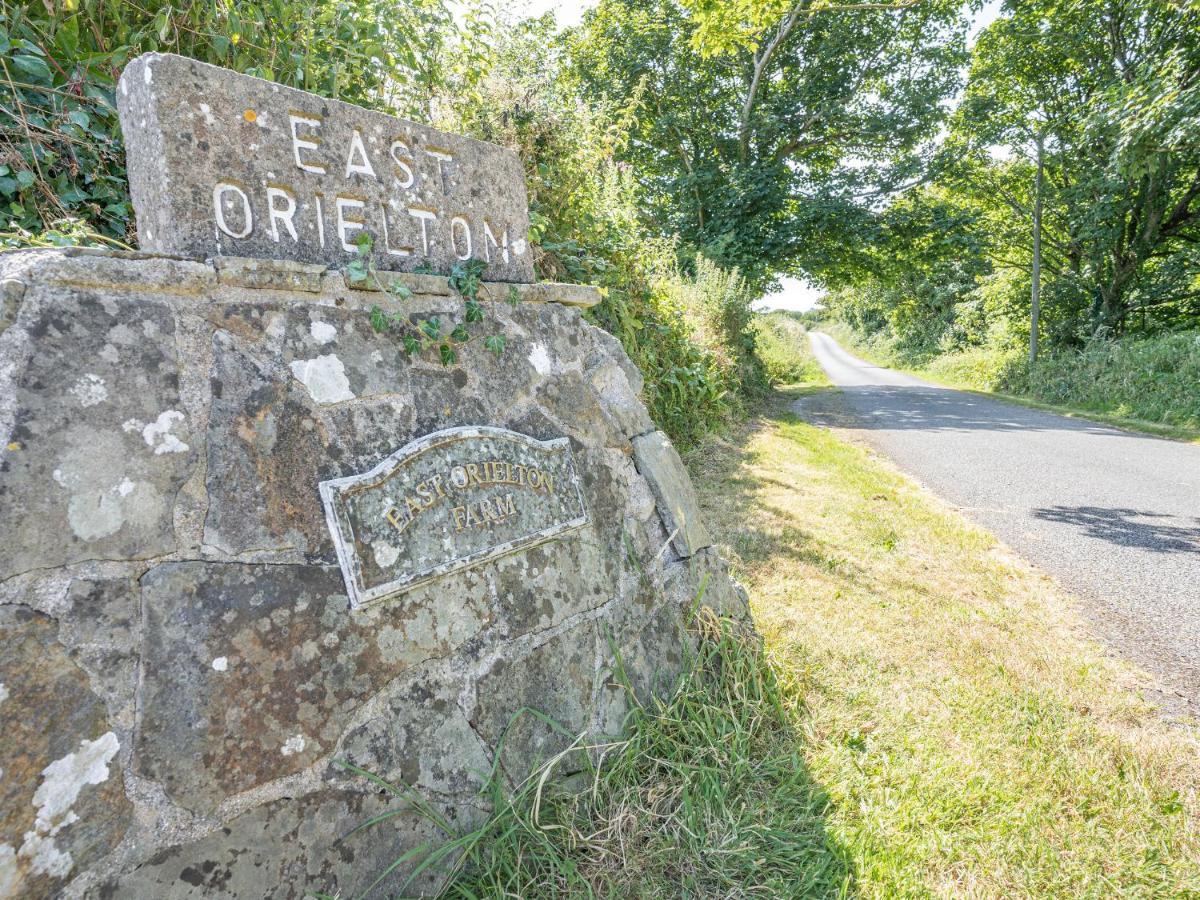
[
  {"x1": 266, "y1": 185, "x2": 298, "y2": 243},
  {"x1": 289, "y1": 113, "x2": 326, "y2": 174},
  {"x1": 408, "y1": 206, "x2": 437, "y2": 256},
  {"x1": 213, "y1": 181, "x2": 253, "y2": 239},
  {"x1": 336, "y1": 196, "x2": 366, "y2": 252},
  {"x1": 345, "y1": 128, "x2": 377, "y2": 179},
  {"x1": 390, "y1": 139, "x2": 416, "y2": 189},
  {"x1": 451, "y1": 215, "x2": 472, "y2": 260}
]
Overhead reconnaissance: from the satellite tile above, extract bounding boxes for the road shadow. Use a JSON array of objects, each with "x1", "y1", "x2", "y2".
[
  {"x1": 1032, "y1": 506, "x2": 1200, "y2": 554},
  {"x1": 795, "y1": 384, "x2": 1134, "y2": 437}
]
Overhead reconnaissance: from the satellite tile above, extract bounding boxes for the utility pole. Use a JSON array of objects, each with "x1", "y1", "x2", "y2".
[{"x1": 1030, "y1": 130, "x2": 1045, "y2": 364}]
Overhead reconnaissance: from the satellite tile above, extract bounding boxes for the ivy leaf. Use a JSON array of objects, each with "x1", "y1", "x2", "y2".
[
  {"x1": 450, "y1": 324, "x2": 470, "y2": 343},
  {"x1": 420, "y1": 317, "x2": 442, "y2": 340},
  {"x1": 402, "y1": 334, "x2": 422, "y2": 355},
  {"x1": 439, "y1": 343, "x2": 457, "y2": 366},
  {"x1": 369, "y1": 305, "x2": 388, "y2": 333},
  {"x1": 484, "y1": 333, "x2": 506, "y2": 358},
  {"x1": 388, "y1": 278, "x2": 413, "y2": 300},
  {"x1": 464, "y1": 298, "x2": 484, "y2": 323},
  {"x1": 15, "y1": 170, "x2": 36, "y2": 190},
  {"x1": 448, "y1": 258, "x2": 487, "y2": 299},
  {"x1": 507, "y1": 286, "x2": 521, "y2": 309},
  {"x1": 354, "y1": 231, "x2": 374, "y2": 253},
  {"x1": 67, "y1": 110, "x2": 91, "y2": 131},
  {"x1": 346, "y1": 256, "x2": 369, "y2": 285}
]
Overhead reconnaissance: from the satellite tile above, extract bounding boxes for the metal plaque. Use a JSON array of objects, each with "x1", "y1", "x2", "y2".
[{"x1": 319, "y1": 426, "x2": 588, "y2": 607}]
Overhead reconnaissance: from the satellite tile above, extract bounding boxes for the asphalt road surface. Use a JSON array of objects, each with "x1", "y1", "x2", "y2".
[{"x1": 799, "y1": 331, "x2": 1200, "y2": 713}]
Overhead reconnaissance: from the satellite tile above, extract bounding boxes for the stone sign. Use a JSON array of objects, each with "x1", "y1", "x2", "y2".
[
  {"x1": 117, "y1": 53, "x2": 534, "y2": 281},
  {"x1": 321, "y1": 426, "x2": 588, "y2": 607}
]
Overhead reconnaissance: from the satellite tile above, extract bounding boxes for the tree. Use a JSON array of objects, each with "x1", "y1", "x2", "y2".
[
  {"x1": 567, "y1": 0, "x2": 968, "y2": 288},
  {"x1": 953, "y1": 0, "x2": 1200, "y2": 339}
]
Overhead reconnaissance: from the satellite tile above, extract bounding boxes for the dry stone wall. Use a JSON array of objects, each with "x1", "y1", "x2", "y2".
[{"x1": 0, "y1": 248, "x2": 748, "y2": 898}]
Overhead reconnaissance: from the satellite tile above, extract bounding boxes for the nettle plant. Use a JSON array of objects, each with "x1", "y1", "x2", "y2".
[{"x1": 348, "y1": 232, "x2": 520, "y2": 366}]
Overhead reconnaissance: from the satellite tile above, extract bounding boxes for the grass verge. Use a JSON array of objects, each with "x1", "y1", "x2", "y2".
[
  {"x1": 346, "y1": 387, "x2": 1199, "y2": 895},
  {"x1": 687, "y1": 392, "x2": 1200, "y2": 896}
]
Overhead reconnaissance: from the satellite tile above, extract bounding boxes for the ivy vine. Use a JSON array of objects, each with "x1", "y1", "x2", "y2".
[{"x1": 350, "y1": 232, "x2": 519, "y2": 366}]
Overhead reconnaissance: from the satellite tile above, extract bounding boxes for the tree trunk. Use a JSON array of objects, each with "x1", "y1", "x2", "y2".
[{"x1": 1030, "y1": 132, "x2": 1045, "y2": 364}]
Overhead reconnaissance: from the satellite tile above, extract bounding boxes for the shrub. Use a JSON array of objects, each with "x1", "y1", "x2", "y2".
[{"x1": 753, "y1": 312, "x2": 824, "y2": 385}]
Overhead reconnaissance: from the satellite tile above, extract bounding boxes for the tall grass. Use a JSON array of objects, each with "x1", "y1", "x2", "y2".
[
  {"x1": 826, "y1": 321, "x2": 1200, "y2": 434},
  {"x1": 1009, "y1": 332, "x2": 1200, "y2": 431},
  {"x1": 441, "y1": 608, "x2": 852, "y2": 897},
  {"x1": 753, "y1": 312, "x2": 827, "y2": 385},
  {"x1": 334, "y1": 609, "x2": 852, "y2": 898}
]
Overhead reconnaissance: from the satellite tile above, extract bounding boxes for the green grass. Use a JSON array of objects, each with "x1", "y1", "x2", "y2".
[{"x1": 437, "y1": 611, "x2": 854, "y2": 898}]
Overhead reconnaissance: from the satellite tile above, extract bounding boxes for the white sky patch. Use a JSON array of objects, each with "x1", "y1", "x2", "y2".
[
  {"x1": 211, "y1": 656, "x2": 229, "y2": 672},
  {"x1": 754, "y1": 276, "x2": 824, "y2": 313}
]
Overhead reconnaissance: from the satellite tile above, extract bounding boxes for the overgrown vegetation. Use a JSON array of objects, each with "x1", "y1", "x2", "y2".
[
  {"x1": 753, "y1": 311, "x2": 824, "y2": 385},
  {"x1": 1, "y1": 1, "x2": 772, "y2": 448}
]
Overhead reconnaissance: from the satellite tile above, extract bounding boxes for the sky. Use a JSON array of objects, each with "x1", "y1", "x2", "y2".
[{"x1": 502, "y1": 0, "x2": 1007, "y2": 313}]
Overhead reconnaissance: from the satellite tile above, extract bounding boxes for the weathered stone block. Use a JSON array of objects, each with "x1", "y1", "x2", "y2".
[
  {"x1": 0, "y1": 606, "x2": 131, "y2": 898},
  {"x1": 633, "y1": 430, "x2": 713, "y2": 557},
  {"x1": 0, "y1": 289, "x2": 194, "y2": 579},
  {"x1": 92, "y1": 788, "x2": 475, "y2": 899},
  {"x1": 0, "y1": 247, "x2": 749, "y2": 896},
  {"x1": 136, "y1": 561, "x2": 491, "y2": 812},
  {"x1": 118, "y1": 53, "x2": 534, "y2": 281}
]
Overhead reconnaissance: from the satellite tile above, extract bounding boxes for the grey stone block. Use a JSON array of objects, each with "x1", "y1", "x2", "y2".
[
  {"x1": 633, "y1": 430, "x2": 713, "y2": 557},
  {"x1": 118, "y1": 53, "x2": 534, "y2": 281}
]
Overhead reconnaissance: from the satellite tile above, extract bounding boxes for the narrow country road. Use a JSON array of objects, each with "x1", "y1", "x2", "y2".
[{"x1": 798, "y1": 331, "x2": 1200, "y2": 713}]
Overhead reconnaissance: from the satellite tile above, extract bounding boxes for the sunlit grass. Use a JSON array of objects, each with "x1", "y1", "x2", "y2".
[{"x1": 690, "y1": 393, "x2": 1200, "y2": 897}]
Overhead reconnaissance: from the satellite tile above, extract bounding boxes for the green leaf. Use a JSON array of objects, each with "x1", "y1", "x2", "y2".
[
  {"x1": 484, "y1": 333, "x2": 506, "y2": 358},
  {"x1": 420, "y1": 317, "x2": 441, "y2": 340},
  {"x1": 369, "y1": 305, "x2": 388, "y2": 333},
  {"x1": 13, "y1": 54, "x2": 52, "y2": 83},
  {"x1": 346, "y1": 257, "x2": 369, "y2": 285},
  {"x1": 450, "y1": 324, "x2": 470, "y2": 343},
  {"x1": 0, "y1": 177, "x2": 16, "y2": 197},
  {"x1": 15, "y1": 170, "x2": 36, "y2": 190},
  {"x1": 354, "y1": 230, "x2": 374, "y2": 253},
  {"x1": 67, "y1": 110, "x2": 91, "y2": 130},
  {"x1": 439, "y1": 343, "x2": 457, "y2": 366},
  {"x1": 402, "y1": 334, "x2": 422, "y2": 355},
  {"x1": 388, "y1": 279, "x2": 413, "y2": 300},
  {"x1": 464, "y1": 299, "x2": 483, "y2": 323},
  {"x1": 507, "y1": 285, "x2": 521, "y2": 308}
]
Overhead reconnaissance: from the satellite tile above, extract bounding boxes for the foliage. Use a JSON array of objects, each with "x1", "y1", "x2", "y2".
[
  {"x1": 1004, "y1": 330, "x2": 1200, "y2": 431},
  {"x1": 568, "y1": 0, "x2": 969, "y2": 288},
  {"x1": 357, "y1": 235, "x2": 506, "y2": 366},
  {"x1": 0, "y1": 0, "x2": 484, "y2": 244},
  {"x1": 753, "y1": 311, "x2": 824, "y2": 384},
  {"x1": 442, "y1": 14, "x2": 765, "y2": 446}
]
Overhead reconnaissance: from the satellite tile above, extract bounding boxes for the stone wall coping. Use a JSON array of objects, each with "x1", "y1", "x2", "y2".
[{"x1": 0, "y1": 247, "x2": 601, "y2": 308}]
